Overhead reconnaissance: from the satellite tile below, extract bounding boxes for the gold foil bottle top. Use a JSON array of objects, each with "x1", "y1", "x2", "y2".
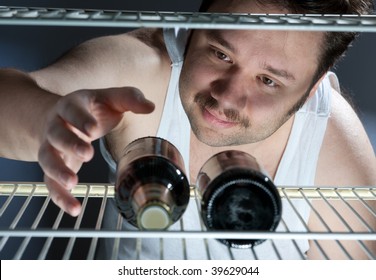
[{"x1": 138, "y1": 203, "x2": 171, "y2": 230}]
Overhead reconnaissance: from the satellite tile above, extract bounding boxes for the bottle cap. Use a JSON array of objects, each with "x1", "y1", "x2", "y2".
[{"x1": 138, "y1": 204, "x2": 171, "y2": 230}]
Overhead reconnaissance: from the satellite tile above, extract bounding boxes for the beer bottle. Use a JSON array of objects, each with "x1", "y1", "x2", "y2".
[
  {"x1": 115, "y1": 137, "x2": 190, "y2": 230},
  {"x1": 196, "y1": 150, "x2": 282, "y2": 248}
]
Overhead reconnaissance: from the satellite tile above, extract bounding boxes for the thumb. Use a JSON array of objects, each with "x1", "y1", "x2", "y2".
[{"x1": 96, "y1": 87, "x2": 155, "y2": 114}]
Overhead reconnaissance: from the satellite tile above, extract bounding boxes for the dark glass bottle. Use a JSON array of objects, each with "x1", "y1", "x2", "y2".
[
  {"x1": 115, "y1": 137, "x2": 190, "y2": 230},
  {"x1": 196, "y1": 150, "x2": 282, "y2": 248}
]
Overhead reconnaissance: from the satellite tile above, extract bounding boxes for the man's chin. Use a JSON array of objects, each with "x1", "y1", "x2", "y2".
[
  {"x1": 192, "y1": 126, "x2": 221, "y2": 146},
  {"x1": 191, "y1": 126, "x2": 242, "y2": 147}
]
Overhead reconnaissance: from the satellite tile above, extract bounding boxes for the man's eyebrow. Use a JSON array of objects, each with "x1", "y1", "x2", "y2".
[
  {"x1": 205, "y1": 30, "x2": 237, "y2": 53},
  {"x1": 262, "y1": 63, "x2": 296, "y2": 81},
  {"x1": 205, "y1": 30, "x2": 296, "y2": 82}
]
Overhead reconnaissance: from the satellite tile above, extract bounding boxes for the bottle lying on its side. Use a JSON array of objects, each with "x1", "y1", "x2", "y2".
[
  {"x1": 196, "y1": 150, "x2": 282, "y2": 248},
  {"x1": 115, "y1": 136, "x2": 190, "y2": 230}
]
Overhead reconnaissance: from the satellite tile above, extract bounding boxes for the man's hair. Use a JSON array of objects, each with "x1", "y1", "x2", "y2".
[{"x1": 199, "y1": 0, "x2": 374, "y2": 84}]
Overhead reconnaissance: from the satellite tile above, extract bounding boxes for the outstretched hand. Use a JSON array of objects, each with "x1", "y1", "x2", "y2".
[{"x1": 38, "y1": 87, "x2": 155, "y2": 216}]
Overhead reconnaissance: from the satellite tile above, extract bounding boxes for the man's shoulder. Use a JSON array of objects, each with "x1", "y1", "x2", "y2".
[
  {"x1": 315, "y1": 88, "x2": 376, "y2": 186},
  {"x1": 86, "y1": 29, "x2": 172, "y2": 103},
  {"x1": 30, "y1": 28, "x2": 171, "y2": 95},
  {"x1": 98, "y1": 28, "x2": 171, "y2": 74},
  {"x1": 101, "y1": 29, "x2": 173, "y2": 162},
  {"x1": 126, "y1": 28, "x2": 168, "y2": 54}
]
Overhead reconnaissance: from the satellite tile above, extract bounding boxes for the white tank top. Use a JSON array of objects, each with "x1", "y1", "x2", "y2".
[{"x1": 98, "y1": 28, "x2": 340, "y2": 260}]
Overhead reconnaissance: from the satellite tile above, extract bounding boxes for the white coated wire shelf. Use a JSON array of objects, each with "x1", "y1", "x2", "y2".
[
  {"x1": 0, "y1": 183, "x2": 375, "y2": 260},
  {"x1": 1, "y1": 4, "x2": 375, "y2": 261},
  {"x1": 0, "y1": 6, "x2": 376, "y2": 31}
]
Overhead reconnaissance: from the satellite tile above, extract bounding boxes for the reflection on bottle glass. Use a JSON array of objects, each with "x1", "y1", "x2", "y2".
[
  {"x1": 115, "y1": 137, "x2": 190, "y2": 230},
  {"x1": 197, "y1": 150, "x2": 282, "y2": 248}
]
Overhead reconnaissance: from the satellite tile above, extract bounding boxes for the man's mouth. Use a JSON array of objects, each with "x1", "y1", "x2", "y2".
[
  {"x1": 194, "y1": 92, "x2": 250, "y2": 129},
  {"x1": 201, "y1": 106, "x2": 240, "y2": 128}
]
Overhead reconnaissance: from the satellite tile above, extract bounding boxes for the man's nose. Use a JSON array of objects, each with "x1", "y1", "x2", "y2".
[{"x1": 210, "y1": 68, "x2": 251, "y2": 110}]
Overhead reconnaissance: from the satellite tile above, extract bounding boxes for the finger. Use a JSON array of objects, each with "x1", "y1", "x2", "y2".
[
  {"x1": 56, "y1": 94, "x2": 98, "y2": 136},
  {"x1": 96, "y1": 87, "x2": 155, "y2": 114},
  {"x1": 46, "y1": 116, "x2": 94, "y2": 162},
  {"x1": 38, "y1": 141, "x2": 79, "y2": 189},
  {"x1": 45, "y1": 175, "x2": 82, "y2": 217}
]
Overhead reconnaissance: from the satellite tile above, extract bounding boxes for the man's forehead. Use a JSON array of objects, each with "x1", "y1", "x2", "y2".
[
  {"x1": 202, "y1": 28, "x2": 323, "y2": 55},
  {"x1": 205, "y1": 30, "x2": 237, "y2": 53}
]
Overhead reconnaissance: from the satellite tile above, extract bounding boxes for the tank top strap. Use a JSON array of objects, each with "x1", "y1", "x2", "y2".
[
  {"x1": 99, "y1": 28, "x2": 191, "y2": 183},
  {"x1": 156, "y1": 29, "x2": 191, "y2": 180},
  {"x1": 163, "y1": 28, "x2": 189, "y2": 64}
]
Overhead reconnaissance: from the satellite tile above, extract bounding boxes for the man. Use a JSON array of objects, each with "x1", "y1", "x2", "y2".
[{"x1": 0, "y1": 0, "x2": 375, "y2": 259}]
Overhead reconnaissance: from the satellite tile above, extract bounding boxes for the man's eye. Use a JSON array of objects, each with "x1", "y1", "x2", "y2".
[
  {"x1": 214, "y1": 49, "x2": 232, "y2": 62},
  {"x1": 260, "y1": 76, "x2": 277, "y2": 87}
]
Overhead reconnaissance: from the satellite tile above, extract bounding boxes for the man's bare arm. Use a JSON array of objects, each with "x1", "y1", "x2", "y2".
[
  {"x1": 0, "y1": 29, "x2": 167, "y2": 159},
  {"x1": 0, "y1": 69, "x2": 59, "y2": 160},
  {"x1": 307, "y1": 89, "x2": 376, "y2": 259},
  {"x1": 316, "y1": 89, "x2": 376, "y2": 187},
  {"x1": 0, "y1": 29, "x2": 167, "y2": 215}
]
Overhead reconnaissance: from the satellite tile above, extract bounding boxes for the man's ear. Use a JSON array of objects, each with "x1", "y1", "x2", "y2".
[{"x1": 308, "y1": 73, "x2": 327, "y2": 99}]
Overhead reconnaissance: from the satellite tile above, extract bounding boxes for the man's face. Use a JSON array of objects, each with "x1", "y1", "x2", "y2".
[{"x1": 179, "y1": 1, "x2": 323, "y2": 147}]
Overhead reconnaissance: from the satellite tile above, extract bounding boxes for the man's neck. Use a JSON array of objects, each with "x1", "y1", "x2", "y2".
[{"x1": 189, "y1": 114, "x2": 295, "y2": 182}]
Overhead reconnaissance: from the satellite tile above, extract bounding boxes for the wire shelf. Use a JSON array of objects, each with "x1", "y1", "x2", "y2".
[
  {"x1": 0, "y1": 6, "x2": 375, "y2": 260},
  {"x1": 0, "y1": 6, "x2": 376, "y2": 31},
  {"x1": 0, "y1": 183, "x2": 375, "y2": 260}
]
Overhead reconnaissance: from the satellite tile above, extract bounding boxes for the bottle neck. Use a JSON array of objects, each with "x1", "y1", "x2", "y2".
[{"x1": 132, "y1": 183, "x2": 173, "y2": 230}]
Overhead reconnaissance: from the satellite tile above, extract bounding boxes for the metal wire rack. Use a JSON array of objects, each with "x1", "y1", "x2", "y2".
[
  {"x1": 0, "y1": 6, "x2": 375, "y2": 260},
  {"x1": 0, "y1": 183, "x2": 375, "y2": 260},
  {"x1": 0, "y1": 6, "x2": 376, "y2": 31}
]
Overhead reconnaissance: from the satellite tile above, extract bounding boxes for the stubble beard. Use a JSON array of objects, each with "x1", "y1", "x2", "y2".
[
  {"x1": 182, "y1": 90, "x2": 308, "y2": 147},
  {"x1": 181, "y1": 90, "x2": 288, "y2": 147},
  {"x1": 179, "y1": 67, "x2": 310, "y2": 147}
]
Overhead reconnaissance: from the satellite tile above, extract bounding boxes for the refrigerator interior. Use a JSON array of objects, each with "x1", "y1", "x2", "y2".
[{"x1": 0, "y1": 2, "x2": 375, "y2": 260}]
